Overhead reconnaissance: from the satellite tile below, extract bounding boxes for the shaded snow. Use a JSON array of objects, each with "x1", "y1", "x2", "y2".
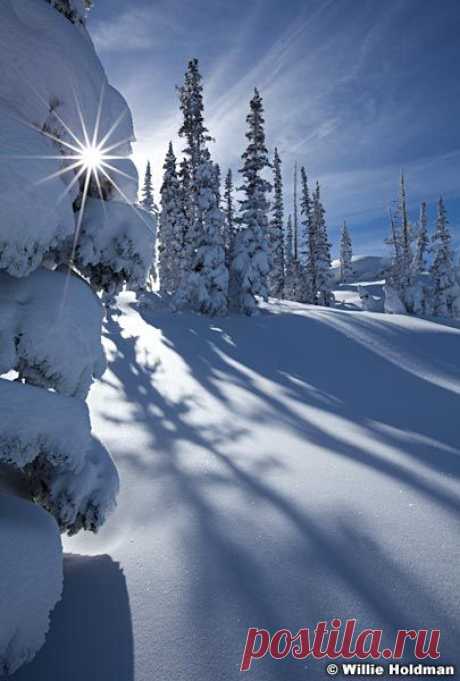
[
  {"x1": 0, "y1": 495, "x2": 62, "y2": 676},
  {"x1": 12, "y1": 297, "x2": 460, "y2": 680}
]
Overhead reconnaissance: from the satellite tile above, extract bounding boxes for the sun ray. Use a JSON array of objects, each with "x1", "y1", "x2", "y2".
[
  {"x1": 92, "y1": 82, "x2": 106, "y2": 149},
  {"x1": 97, "y1": 107, "x2": 129, "y2": 151},
  {"x1": 98, "y1": 166, "x2": 155, "y2": 237},
  {"x1": 100, "y1": 135, "x2": 135, "y2": 155},
  {"x1": 56, "y1": 164, "x2": 87, "y2": 206},
  {"x1": 34, "y1": 159, "x2": 84, "y2": 185},
  {"x1": 72, "y1": 85, "x2": 91, "y2": 150},
  {"x1": 100, "y1": 160, "x2": 138, "y2": 183}
]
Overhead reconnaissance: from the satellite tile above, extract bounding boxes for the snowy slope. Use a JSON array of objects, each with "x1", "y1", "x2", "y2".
[{"x1": 11, "y1": 298, "x2": 460, "y2": 681}]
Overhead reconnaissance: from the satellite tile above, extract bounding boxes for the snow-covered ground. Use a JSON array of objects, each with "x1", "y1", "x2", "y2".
[{"x1": 11, "y1": 296, "x2": 460, "y2": 680}]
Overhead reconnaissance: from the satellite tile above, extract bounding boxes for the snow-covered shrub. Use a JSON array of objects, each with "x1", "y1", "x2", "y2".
[{"x1": 0, "y1": 0, "x2": 149, "y2": 672}]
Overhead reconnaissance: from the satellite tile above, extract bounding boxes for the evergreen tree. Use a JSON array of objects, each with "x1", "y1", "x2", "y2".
[
  {"x1": 176, "y1": 155, "x2": 228, "y2": 314},
  {"x1": 398, "y1": 172, "x2": 413, "y2": 280},
  {"x1": 312, "y1": 182, "x2": 333, "y2": 306},
  {"x1": 158, "y1": 143, "x2": 183, "y2": 295},
  {"x1": 174, "y1": 60, "x2": 228, "y2": 314},
  {"x1": 284, "y1": 214, "x2": 296, "y2": 299},
  {"x1": 178, "y1": 58, "x2": 213, "y2": 175},
  {"x1": 229, "y1": 89, "x2": 271, "y2": 314},
  {"x1": 339, "y1": 220, "x2": 353, "y2": 283},
  {"x1": 140, "y1": 161, "x2": 158, "y2": 214},
  {"x1": 214, "y1": 163, "x2": 221, "y2": 207},
  {"x1": 385, "y1": 205, "x2": 404, "y2": 293},
  {"x1": 298, "y1": 166, "x2": 313, "y2": 302},
  {"x1": 268, "y1": 148, "x2": 285, "y2": 298},
  {"x1": 293, "y1": 162, "x2": 299, "y2": 261},
  {"x1": 412, "y1": 201, "x2": 429, "y2": 276},
  {"x1": 223, "y1": 168, "x2": 236, "y2": 262},
  {"x1": 430, "y1": 197, "x2": 457, "y2": 317}
]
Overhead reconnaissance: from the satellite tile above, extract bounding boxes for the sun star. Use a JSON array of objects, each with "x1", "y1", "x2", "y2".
[{"x1": 79, "y1": 144, "x2": 104, "y2": 172}]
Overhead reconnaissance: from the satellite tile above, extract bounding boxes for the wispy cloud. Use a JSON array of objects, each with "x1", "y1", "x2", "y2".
[
  {"x1": 91, "y1": 6, "x2": 183, "y2": 52},
  {"x1": 92, "y1": 0, "x2": 460, "y2": 253}
]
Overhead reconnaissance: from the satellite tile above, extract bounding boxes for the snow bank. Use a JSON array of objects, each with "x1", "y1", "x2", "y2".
[
  {"x1": 77, "y1": 198, "x2": 156, "y2": 295},
  {"x1": 0, "y1": 269, "x2": 105, "y2": 398},
  {"x1": 0, "y1": 494, "x2": 62, "y2": 676}
]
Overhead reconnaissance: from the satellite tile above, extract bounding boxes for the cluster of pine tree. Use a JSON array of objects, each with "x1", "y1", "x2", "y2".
[
  {"x1": 384, "y1": 173, "x2": 460, "y2": 318},
  {"x1": 140, "y1": 59, "x2": 342, "y2": 315}
]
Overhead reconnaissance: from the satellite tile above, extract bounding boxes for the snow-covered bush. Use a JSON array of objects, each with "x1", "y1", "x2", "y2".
[{"x1": 0, "y1": 0, "x2": 150, "y2": 672}]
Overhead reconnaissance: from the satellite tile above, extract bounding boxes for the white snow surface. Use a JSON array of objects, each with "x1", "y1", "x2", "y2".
[
  {"x1": 0, "y1": 494, "x2": 62, "y2": 676},
  {"x1": 0, "y1": 269, "x2": 105, "y2": 398},
  {"x1": 11, "y1": 296, "x2": 460, "y2": 681}
]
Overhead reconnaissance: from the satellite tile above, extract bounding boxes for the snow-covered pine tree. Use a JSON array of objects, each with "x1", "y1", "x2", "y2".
[
  {"x1": 312, "y1": 182, "x2": 333, "y2": 306},
  {"x1": 339, "y1": 220, "x2": 353, "y2": 283},
  {"x1": 175, "y1": 59, "x2": 213, "y2": 281},
  {"x1": 158, "y1": 143, "x2": 183, "y2": 295},
  {"x1": 0, "y1": 0, "x2": 154, "y2": 671},
  {"x1": 398, "y1": 172, "x2": 413, "y2": 280},
  {"x1": 430, "y1": 197, "x2": 457, "y2": 317},
  {"x1": 298, "y1": 166, "x2": 313, "y2": 302},
  {"x1": 140, "y1": 161, "x2": 158, "y2": 214},
  {"x1": 174, "y1": 60, "x2": 228, "y2": 314},
  {"x1": 180, "y1": 154, "x2": 228, "y2": 314},
  {"x1": 214, "y1": 163, "x2": 221, "y2": 207},
  {"x1": 412, "y1": 201, "x2": 429, "y2": 276},
  {"x1": 284, "y1": 213, "x2": 296, "y2": 299},
  {"x1": 268, "y1": 148, "x2": 285, "y2": 298},
  {"x1": 385, "y1": 205, "x2": 404, "y2": 293},
  {"x1": 223, "y1": 168, "x2": 236, "y2": 264},
  {"x1": 229, "y1": 88, "x2": 272, "y2": 314},
  {"x1": 293, "y1": 162, "x2": 299, "y2": 262}
]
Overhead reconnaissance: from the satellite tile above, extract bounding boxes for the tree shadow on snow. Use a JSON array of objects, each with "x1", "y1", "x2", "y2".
[
  {"x1": 11, "y1": 554, "x2": 133, "y2": 681},
  {"x1": 97, "y1": 303, "x2": 459, "y2": 679}
]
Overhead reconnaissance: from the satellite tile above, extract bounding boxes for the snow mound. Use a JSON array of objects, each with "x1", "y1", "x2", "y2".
[
  {"x1": 77, "y1": 198, "x2": 156, "y2": 295},
  {"x1": 0, "y1": 494, "x2": 62, "y2": 676},
  {"x1": 0, "y1": 269, "x2": 105, "y2": 398}
]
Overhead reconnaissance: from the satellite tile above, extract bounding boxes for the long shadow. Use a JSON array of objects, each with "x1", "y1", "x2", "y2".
[
  {"x1": 11, "y1": 554, "x2": 133, "y2": 681},
  {"x1": 101, "y1": 303, "x2": 459, "y2": 678}
]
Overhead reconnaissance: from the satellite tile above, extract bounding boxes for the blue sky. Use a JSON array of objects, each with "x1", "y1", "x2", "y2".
[{"x1": 88, "y1": 0, "x2": 460, "y2": 256}]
